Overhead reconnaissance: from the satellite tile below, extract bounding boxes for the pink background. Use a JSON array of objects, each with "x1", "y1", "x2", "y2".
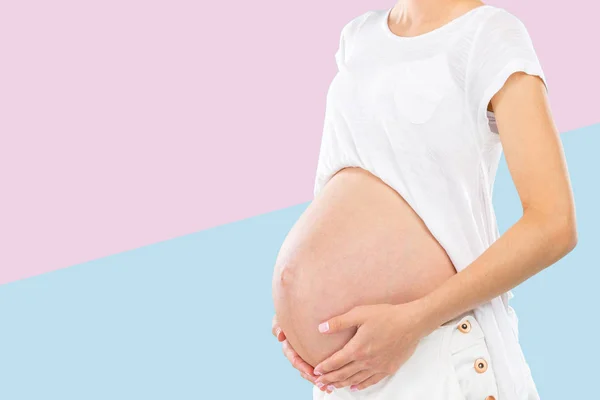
[{"x1": 1, "y1": 0, "x2": 598, "y2": 284}]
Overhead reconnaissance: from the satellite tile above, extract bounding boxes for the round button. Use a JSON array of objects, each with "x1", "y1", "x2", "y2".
[
  {"x1": 485, "y1": 396, "x2": 496, "y2": 400},
  {"x1": 457, "y1": 320, "x2": 471, "y2": 333},
  {"x1": 474, "y1": 358, "x2": 488, "y2": 373}
]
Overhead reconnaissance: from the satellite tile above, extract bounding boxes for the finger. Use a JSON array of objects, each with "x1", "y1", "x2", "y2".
[
  {"x1": 271, "y1": 315, "x2": 286, "y2": 341},
  {"x1": 313, "y1": 339, "x2": 361, "y2": 375},
  {"x1": 301, "y1": 373, "x2": 332, "y2": 394},
  {"x1": 314, "y1": 382, "x2": 332, "y2": 394},
  {"x1": 330, "y1": 369, "x2": 374, "y2": 390},
  {"x1": 271, "y1": 314, "x2": 278, "y2": 337},
  {"x1": 277, "y1": 327, "x2": 286, "y2": 342},
  {"x1": 315, "y1": 360, "x2": 362, "y2": 386},
  {"x1": 300, "y1": 372, "x2": 333, "y2": 394},
  {"x1": 282, "y1": 340, "x2": 317, "y2": 377},
  {"x1": 300, "y1": 371, "x2": 316, "y2": 383},
  {"x1": 349, "y1": 373, "x2": 388, "y2": 392},
  {"x1": 318, "y1": 305, "x2": 366, "y2": 334}
]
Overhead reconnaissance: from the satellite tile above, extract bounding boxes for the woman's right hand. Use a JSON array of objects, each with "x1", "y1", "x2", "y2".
[{"x1": 272, "y1": 314, "x2": 332, "y2": 394}]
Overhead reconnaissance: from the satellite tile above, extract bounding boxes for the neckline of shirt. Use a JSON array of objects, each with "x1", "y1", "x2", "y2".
[{"x1": 380, "y1": 4, "x2": 494, "y2": 43}]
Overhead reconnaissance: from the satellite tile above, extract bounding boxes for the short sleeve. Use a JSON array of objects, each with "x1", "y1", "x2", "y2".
[
  {"x1": 332, "y1": 11, "x2": 373, "y2": 71},
  {"x1": 467, "y1": 9, "x2": 548, "y2": 136},
  {"x1": 334, "y1": 25, "x2": 347, "y2": 71}
]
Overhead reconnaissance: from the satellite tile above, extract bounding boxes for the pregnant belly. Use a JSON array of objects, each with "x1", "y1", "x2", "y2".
[{"x1": 271, "y1": 167, "x2": 457, "y2": 368}]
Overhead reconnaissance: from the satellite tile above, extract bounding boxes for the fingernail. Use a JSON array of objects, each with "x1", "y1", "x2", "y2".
[
  {"x1": 318, "y1": 322, "x2": 329, "y2": 332},
  {"x1": 350, "y1": 385, "x2": 359, "y2": 392},
  {"x1": 314, "y1": 370, "x2": 322, "y2": 376},
  {"x1": 316, "y1": 382, "x2": 324, "y2": 388},
  {"x1": 275, "y1": 327, "x2": 281, "y2": 337},
  {"x1": 327, "y1": 385, "x2": 335, "y2": 391}
]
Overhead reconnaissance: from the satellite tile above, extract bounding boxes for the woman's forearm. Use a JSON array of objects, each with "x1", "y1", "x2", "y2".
[{"x1": 410, "y1": 208, "x2": 578, "y2": 334}]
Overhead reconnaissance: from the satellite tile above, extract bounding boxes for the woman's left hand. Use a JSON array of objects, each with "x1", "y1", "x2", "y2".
[{"x1": 312, "y1": 299, "x2": 434, "y2": 392}]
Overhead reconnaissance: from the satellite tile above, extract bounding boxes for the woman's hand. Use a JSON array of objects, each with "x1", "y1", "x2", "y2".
[
  {"x1": 312, "y1": 300, "x2": 433, "y2": 392},
  {"x1": 271, "y1": 314, "x2": 333, "y2": 394}
]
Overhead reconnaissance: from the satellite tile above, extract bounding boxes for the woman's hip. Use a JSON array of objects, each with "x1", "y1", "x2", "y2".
[{"x1": 313, "y1": 310, "x2": 499, "y2": 400}]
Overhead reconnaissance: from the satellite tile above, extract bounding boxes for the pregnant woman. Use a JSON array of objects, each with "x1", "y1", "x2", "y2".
[{"x1": 272, "y1": 1, "x2": 577, "y2": 399}]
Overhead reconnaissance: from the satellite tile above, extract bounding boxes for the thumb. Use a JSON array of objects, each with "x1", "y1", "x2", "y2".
[{"x1": 318, "y1": 306, "x2": 366, "y2": 334}]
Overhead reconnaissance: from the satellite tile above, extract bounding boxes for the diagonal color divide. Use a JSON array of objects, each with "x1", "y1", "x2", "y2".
[
  {"x1": 0, "y1": 124, "x2": 599, "y2": 399},
  {"x1": 1, "y1": 0, "x2": 599, "y2": 284}
]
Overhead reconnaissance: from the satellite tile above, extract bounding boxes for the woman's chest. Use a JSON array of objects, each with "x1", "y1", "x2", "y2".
[{"x1": 326, "y1": 53, "x2": 474, "y2": 157}]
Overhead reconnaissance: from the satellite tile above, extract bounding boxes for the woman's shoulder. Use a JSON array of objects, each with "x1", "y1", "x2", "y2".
[
  {"x1": 338, "y1": 9, "x2": 384, "y2": 38},
  {"x1": 470, "y1": 5, "x2": 532, "y2": 38}
]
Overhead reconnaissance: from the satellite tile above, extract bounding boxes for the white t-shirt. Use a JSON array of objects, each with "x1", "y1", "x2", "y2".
[{"x1": 313, "y1": 5, "x2": 548, "y2": 400}]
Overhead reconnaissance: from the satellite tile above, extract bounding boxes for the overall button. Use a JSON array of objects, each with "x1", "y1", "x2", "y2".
[
  {"x1": 474, "y1": 358, "x2": 488, "y2": 373},
  {"x1": 457, "y1": 320, "x2": 471, "y2": 333}
]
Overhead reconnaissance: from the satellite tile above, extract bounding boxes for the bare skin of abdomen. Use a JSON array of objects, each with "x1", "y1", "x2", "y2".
[{"x1": 271, "y1": 167, "x2": 457, "y2": 368}]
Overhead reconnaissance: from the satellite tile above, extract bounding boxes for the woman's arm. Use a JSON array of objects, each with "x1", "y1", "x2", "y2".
[{"x1": 415, "y1": 71, "x2": 577, "y2": 334}]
